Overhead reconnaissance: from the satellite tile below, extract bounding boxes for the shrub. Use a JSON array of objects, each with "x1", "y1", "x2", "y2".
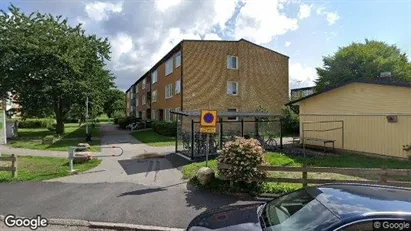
[
  {"x1": 117, "y1": 116, "x2": 141, "y2": 129},
  {"x1": 217, "y1": 137, "x2": 266, "y2": 183},
  {"x1": 281, "y1": 107, "x2": 299, "y2": 135},
  {"x1": 47, "y1": 123, "x2": 57, "y2": 131},
  {"x1": 18, "y1": 119, "x2": 55, "y2": 128},
  {"x1": 152, "y1": 121, "x2": 176, "y2": 136}
]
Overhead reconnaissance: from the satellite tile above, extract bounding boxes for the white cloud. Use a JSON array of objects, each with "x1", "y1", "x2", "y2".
[
  {"x1": 285, "y1": 41, "x2": 291, "y2": 47},
  {"x1": 213, "y1": 0, "x2": 239, "y2": 30},
  {"x1": 289, "y1": 63, "x2": 317, "y2": 89},
  {"x1": 233, "y1": 0, "x2": 299, "y2": 44},
  {"x1": 85, "y1": 1, "x2": 122, "y2": 21},
  {"x1": 316, "y1": 7, "x2": 340, "y2": 25},
  {"x1": 155, "y1": 0, "x2": 183, "y2": 12},
  {"x1": 298, "y1": 4, "x2": 312, "y2": 19},
  {"x1": 204, "y1": 33, "x2": 222, "y2": 40}
]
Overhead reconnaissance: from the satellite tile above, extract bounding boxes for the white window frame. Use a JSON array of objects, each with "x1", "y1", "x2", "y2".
[
  {"x1": 227, "y1": 81, "x2": 238, "y2": 96},
  {"x1": 175, "y1": 51, "x2": 181, "y2": 68},
  {"x1": 175, "y1": 107, "x2": 181, "y2": 122},
  {"x1": 152, "y1": 90, "x2": 157, "y2": 103},
  {"x1": 151, "y1": 110, "x2": 156, "y2": 120},
  {"x1": 227, "y1": 55, "x2": 238, "y2": 69},
  {"x1": 165, "y1": 57, "x2": 173, "y2": 76},
  {"x1": 227, "y1": 108, "x2": 238, "y2": 121},
  {"x1": 142, "y1": 79, "x2": 146, "y2": 89},
  {"x1": 142, "y1": 95, "x2": 146, "y2": 105},
  {"x1": 165, "y1": 84, "x2": 173, "y2": 99},
  {"x1": 151, "y1": 70, "x2": 158, "y2": 84},
  {"x1": 165, "y1": 109, "x2": 171, "y2": 122},
  {"x1": 175, "y1": 80, "x2": 181, "y2": 94}
]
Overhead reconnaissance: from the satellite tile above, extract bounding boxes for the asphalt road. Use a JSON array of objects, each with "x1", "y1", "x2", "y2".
[{"x1": 0, "y1": 182, "x2": 258, "y2": 229}]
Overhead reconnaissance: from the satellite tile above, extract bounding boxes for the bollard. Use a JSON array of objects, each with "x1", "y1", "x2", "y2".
[{"x1": 68, "y1": 147, "x2": 77, "y2": 174}]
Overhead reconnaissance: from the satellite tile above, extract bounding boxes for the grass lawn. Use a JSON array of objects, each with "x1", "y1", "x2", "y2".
[
  {"x1": 0, "y1": 155, "x2": 101, "y2": 182},
  {"x1": 182, "y1": 152, "x2": 411, "y2": 195},
  {"x1": 131, "y1": 129, "x2": 175, "y2": 147},
  {"x1": 8, "y1": 123, "x2": 102, "y2": 152}
]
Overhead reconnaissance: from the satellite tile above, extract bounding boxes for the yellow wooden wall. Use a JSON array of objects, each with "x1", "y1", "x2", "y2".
[{"x1": 299, "y1": 83, "x2": 411, "y2": 158}]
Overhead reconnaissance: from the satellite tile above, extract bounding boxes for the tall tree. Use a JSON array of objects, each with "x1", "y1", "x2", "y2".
[
  {"x1": 315, "y1": 39, "x2": 411, "y2": 91},
  {"x1": 103, "y1": 88, "x2": 125, "y2": 118},
  {"x1": 0, "y1": 5, "x2": 114, "y2": 134}
]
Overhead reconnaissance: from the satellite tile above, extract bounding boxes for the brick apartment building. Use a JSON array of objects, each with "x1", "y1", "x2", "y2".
[{"x1": 125, "y1": 39, "x2": 289, "y2": 130}]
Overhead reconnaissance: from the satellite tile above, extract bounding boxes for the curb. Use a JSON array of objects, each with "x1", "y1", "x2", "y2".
[{"x1": 0, "y1": 215, "x2": 184, "y2": 231}]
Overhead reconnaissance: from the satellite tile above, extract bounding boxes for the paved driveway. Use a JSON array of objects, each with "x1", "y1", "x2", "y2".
[
  {"x1": 48, "y1": 124, "x2": 184, "y2": 187},
  {"x1": 0, "y1": 182, "x2": 259, "y2": 229}
]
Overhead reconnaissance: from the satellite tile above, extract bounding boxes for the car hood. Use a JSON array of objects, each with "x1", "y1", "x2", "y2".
[{"x1": 187, "y1": 203, "x2": 264, "y2": 231}]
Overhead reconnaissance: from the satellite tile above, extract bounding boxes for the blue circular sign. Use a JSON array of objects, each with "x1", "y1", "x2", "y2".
[{"x1": 203, "y1": 113, "x2": 214, "y2": 123}]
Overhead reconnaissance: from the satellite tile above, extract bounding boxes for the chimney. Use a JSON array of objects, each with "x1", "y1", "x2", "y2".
[{"x1": 378, "y1": 71, "x2": 392, "y2": 82}]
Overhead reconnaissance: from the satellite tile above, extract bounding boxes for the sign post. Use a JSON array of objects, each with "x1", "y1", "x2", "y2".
[
  {"x1": 0, "y1": 101, "x2": 7, "y2": 157},
  {"x1": 200, "y1": 110, "x2": 217, "y2": 167}
]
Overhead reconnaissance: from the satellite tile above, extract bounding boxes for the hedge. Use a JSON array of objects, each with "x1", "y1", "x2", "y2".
[
  {"x1": 18, "y1": 119, "x2": 55, "y2": 128},
  {"x1": 152, "y1": 121, "x2": 176, "y2": 137},
  {"x1": 118, "y1": 116, "x2": 142, "y2": 129}
]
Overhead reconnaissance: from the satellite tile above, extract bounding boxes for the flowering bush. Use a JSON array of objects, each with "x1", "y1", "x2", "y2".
[{"x1": 217, "y1": 137, "x2": 266, "y2": 183}]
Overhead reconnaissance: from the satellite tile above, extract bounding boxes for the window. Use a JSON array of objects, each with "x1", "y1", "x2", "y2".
[
  {"x1": 175, "y1": 51, "x2": 181, "y2": 67},
  {"x1": 142, "y1": 79, "x2": 146, "y2": 89},
  {"x1": 136, "y1": 97, "x2": 139, "y2": 107},
  {"x1": 165, "y1": 57, "x2": 173, "y2": 76},
  {"x1": 142, "y1": 95, "x2": 146, "y2": 105},
  {"x1": 151, "y1": 90, "x2": 158, "y2": 103},
  {"x1": 175, "y1": 80, "x2": 181, "y2": 94},
  {"x1": 263, "y1": 189, "x2": 339, "y2": 231},
  {"x1": 151, "y1": 70, "x2": 158, "y2": 84},
  {"x1": 227, "y1": 55, "x2": 238, "y2": 69},
  {"x1": 165, "y1": 109, "x2": 171, "y2": 122},
  {"x1": 175, "y1": 107, "x2": 181, "y2": 122},
  {"x1": 165, "y1": 84, "x2": 173, "y2": 99},
  {"x1": 227, "y1": 81, "x2": 238, "y2": 95},
  {"x1": 227, "y1": 108, "x2": 238, "y2": 121},
  {"x1": 135, "y1": 84, "x2": 138, "y2": 93},
  {"x1": 151, "y1": 110, "x2": 156, "y2": 120},
  {"x1": 142, "y1": 111, "x2": 146, "y2": 119}
]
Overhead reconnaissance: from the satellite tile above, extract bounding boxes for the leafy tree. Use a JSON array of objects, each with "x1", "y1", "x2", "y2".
[
  {"x1": 0, "y1": 5, "x2": 114, "y2": 134},
  {"x1": 103, "y1": 88, "x2": 125, "y2": 118},
  {"x1": 315, "y1": 39, "x2": 411, "y2": 91}
]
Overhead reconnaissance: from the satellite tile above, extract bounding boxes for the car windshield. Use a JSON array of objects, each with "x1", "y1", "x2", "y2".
[{"x1": 264, "y1": 189, "x2": 340, "y2": 231}]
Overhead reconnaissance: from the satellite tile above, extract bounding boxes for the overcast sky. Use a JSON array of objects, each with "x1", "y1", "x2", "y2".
[{"x1": 2, "y1": 0, "x2": 410, "y2": 91}]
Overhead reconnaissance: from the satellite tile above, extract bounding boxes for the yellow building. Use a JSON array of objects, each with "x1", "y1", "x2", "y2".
[{"x1": 287, "y1": 80, "x2": 411, "y2": 159}]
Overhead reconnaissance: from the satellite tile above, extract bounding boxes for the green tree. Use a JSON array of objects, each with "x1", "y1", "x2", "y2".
[
  {"x1": 103, "y1": 88, "x2": 125, "y2": 118},
  {"x1": 315, "y1": 39, "x2": 411, "y2": 91},
  {"x1": 0, "y1": 5, "x2": 114, "y2": 134}
]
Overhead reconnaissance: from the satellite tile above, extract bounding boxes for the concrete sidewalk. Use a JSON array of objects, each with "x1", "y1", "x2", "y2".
[{"x1": 47, "y1": 124, "x2": 182, "y2": 188}]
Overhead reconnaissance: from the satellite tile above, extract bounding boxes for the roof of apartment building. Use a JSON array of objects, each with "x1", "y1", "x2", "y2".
[
  {"x1": 286, "y1": 78, "x2": 411, "y2": 106},
  {"x1": 126, "y1": 38, "x2": 289, "y2": 93}
]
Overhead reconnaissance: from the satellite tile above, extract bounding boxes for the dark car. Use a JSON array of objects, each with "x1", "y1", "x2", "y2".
[{"x1": 186, "y1": 184, "x2": 411, "y2": 231}]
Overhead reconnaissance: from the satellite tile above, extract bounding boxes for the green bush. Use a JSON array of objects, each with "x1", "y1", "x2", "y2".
[
  {"x1": 281, "y1": 107, "x2": 299, "y2": 135},
  {"x1": 47, "y1": 123, "x2": 57, "y2": 131},
  {"x1": 217, "y1": 137, "x2": 266, "y2": 183},
  {"x1": 152, "y1": 121, "x2": 176, "y2": 137},
  {"x1": 18, "y1": 119, "x2": 55, "y2": 128},
  {"x1": 118, "y1": 116, "x2": 141, "y2": 129}
]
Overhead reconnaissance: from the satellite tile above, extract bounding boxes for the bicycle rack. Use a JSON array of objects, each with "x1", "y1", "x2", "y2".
[{"x1": 90, "y1": 146, "x2": 124, "y2": 158}]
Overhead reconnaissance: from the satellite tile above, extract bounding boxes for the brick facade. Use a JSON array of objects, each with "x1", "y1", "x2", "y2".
[{"x1": 125, "y1": 39, "x2": 289, "y2": 132}]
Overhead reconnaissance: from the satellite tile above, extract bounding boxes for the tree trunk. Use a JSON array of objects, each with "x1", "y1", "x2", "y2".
[{"x1": 54, "y1": 103, "x2": 65, "y2": 135}]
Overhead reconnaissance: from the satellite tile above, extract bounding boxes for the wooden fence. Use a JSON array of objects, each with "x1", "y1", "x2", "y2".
[
  {"x1": 218, "y1": 163, "x2": 411, "y2": 188},
  {"x1": 0, "y1": 154, "x2": 17, "y2": 178}
]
